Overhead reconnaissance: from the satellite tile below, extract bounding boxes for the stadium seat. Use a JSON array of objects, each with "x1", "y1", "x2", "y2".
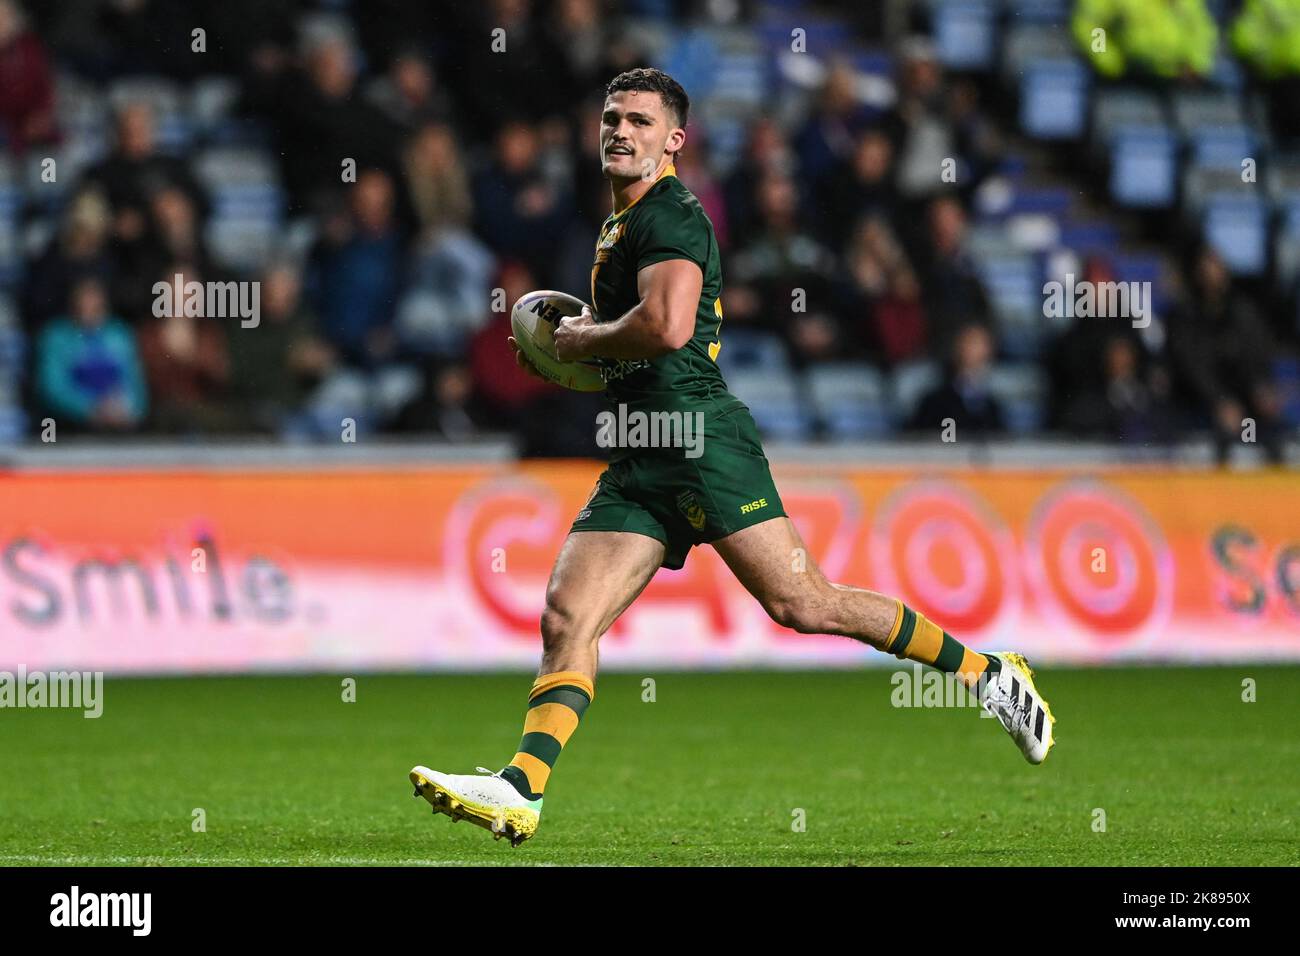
[
  {"x1": 205, "y1": 218, "x2": 280, "y2": 273},
  {"x1": 194, "y1": 147, "x2": 280, "y2": 188},
  {"x1": 988, "y1": 363, "x2": 1047, "y2": 434},
  {"x1": 724, "y1": 367, "x2": 813, "y2": 441},
  {"x1": 933, "y1": 0, "x2": 998, "y2": 71},
  {"x1": 1019, "y1": 59, "x2": 1089, "y2": 140},
  {"x1": 1092, "y1": 87, "x2": 1166, "y2": 144},
  {"x1": 1203, "y1": 195, "x2": 1269, "y2": 277},
  {"x1": 716, "y1": 328, "x2": 790, "y2": 373},
  {"x1": 0, "y1": 164, "x2": 21, "y2": 290},
  {"x1": 806, "y1": 362, "x2": 892, "y2": 439},
  {"x1": 1190, "y1": 126, "x2": 1258, "y2": 172},
  {"x1": 189, "y1": 76, "x2": 241, "y2": 139},
  {"x1": 1182, "y1": 166, "x2": 1256, "y2": 218},
  {"x1": 889, "y1": 359, "x2": 942, "y2": 427},
  {"x1": 1109, "y1": 126, "x2": 1178, "y2": 208},
  {"x1": 1006, "y1": 0, "x2": 1070, "y2": 24},
  {"x1": 1001, "y1": 24, "x2": 1076, "y2": 86},
  {"x1": 1171, "y1": 90, "x2": 1244, "y2": 137},
  {"x1": 975, "y1": 253, "x2": 1046, "y2": 358},
  {"x1": 1266, "y1": 162, "x2": 1300, "y2": 207}
]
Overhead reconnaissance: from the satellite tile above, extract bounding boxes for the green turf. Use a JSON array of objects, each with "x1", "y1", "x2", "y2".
[{"x1": 1, "y1": 667, "x2": 1297, "y2": 866}]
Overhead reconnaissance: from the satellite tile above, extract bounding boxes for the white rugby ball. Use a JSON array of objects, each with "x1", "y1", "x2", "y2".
[{"x1": 510, "y1": 290, "x2": 606, "y2": 392}]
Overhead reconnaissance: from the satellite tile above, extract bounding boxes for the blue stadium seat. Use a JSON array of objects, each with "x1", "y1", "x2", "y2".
[
  {"x1": 988, "y1": 363, "x2": 1047, "y2": 434},
  {"x1": 1190, "y1": 126, "x2": 1258, "y2": 172},
  {"x1": 724, "y1": 368, "x2": 813, "y2": 441},
  {"x1": 1093, "y1": 87, "x2": 1166, "y2": 142},
  {"x1": 975, "y1": 253, "x2": 1046, "y2": 358},
  {"x1": 1006, "y1": 0, "x2": 1070, "y2": 23},
  {"x1": 933, "y1": 0, "x2": 998, "y2": 71},
  {"x1": 1204, "y1": 195, "x2": 1269, "y2": 276},
  {"x1": 1002, "y1": 24, "x2": 1076, "y2": 85},
  {"x1": 889, "y1": 360, "x2": 942, "y2": 427},
  {"x1": 806, "y1": 363, "x2": 891, "y2": 439},
  {"x1": 0, "y1": 169, "x2": 21, "y2": 289},
  {"x1": 716, "y1": 328, "x2": 789, "y2": 374},
  {"x1": 1171, "y1": 90, "x2": 1244, "y2": 136},
  {"x1": 1109, "y1": 126, "x2": 1177, "y2": 208},
  {"x1": 1020, "y1": 59, "x2": 1089, "y2": 140}
]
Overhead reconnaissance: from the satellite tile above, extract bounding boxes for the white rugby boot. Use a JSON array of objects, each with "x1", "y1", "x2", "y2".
[
  {"x1": 410, "y1": 766, "x2": 542, "y2": 847},
  {"x1": 979, "y1": 652, "x2": 1056, "y2": 764}
]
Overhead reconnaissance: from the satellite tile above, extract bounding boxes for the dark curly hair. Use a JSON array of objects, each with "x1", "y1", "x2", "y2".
[{"x1": 604, "y1": 67, "x2": 690, "y2": 129}]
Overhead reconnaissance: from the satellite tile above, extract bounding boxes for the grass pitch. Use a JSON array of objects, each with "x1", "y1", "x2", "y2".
[{"x1": 1, "y1": 667, "x2": 1296, "y2": 866}]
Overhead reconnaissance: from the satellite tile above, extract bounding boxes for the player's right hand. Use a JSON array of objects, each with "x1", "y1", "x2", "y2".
[{"x1": 508, "y1": 336, "x2": 546, "y2": 381}]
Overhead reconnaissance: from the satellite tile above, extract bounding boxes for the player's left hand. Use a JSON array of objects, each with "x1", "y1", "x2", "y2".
[{"x1": 553, "y1": 306, "x2": 596, "y2": 362}]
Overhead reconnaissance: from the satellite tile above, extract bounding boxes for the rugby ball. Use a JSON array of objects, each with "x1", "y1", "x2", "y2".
[{"x1": 510, "y1": 290, "x2": 606, "y2": 392}]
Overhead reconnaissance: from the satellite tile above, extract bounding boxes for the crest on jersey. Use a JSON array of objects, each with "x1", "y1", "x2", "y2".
[
  {"x1": 594, "y1": 221, "x2": 625, "y2": 264},
  {"x1": 676, "y1": 490, "x2": 707, "y2": 531}
]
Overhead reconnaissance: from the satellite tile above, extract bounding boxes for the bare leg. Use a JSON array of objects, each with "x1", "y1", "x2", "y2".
[
  {"x1": 539, "y1": 530, "x2": 666, "y2": 678},
  {"x1": 710, "y1": 516, "x2": 897, "y2": 647}
]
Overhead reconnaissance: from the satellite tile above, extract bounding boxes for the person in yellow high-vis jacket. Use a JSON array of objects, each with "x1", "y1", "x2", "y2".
[{"x1": 1073, "y1": 0, "x2": 1218, "y2": 79}]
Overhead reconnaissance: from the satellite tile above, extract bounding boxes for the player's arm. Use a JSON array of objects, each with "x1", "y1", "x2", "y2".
[{"x1": 553, "y1": 258, "x2": 701, "y2": 362}]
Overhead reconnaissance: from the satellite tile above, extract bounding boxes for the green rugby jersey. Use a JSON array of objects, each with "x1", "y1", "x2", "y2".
[{"x1": 589, "y1": 165, "x2": 744, "y2": 427}]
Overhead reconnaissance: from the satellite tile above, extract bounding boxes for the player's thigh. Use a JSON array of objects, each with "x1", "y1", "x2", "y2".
[
  {"x1": 709, "y1": 516, "x2": 831, "y2": 623},
  {"x1": 545, "y1": 529, "x2": 665, "y2": 639}
]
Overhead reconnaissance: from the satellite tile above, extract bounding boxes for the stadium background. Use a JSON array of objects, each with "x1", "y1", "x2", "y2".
[{"x1": 1, "y1": 0, "x2": 1299, "y2": 673}]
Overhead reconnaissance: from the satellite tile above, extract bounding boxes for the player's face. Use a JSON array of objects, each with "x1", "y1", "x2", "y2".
[{"x1": 599, "y1": 91, "x2": 682, "y2": 181}]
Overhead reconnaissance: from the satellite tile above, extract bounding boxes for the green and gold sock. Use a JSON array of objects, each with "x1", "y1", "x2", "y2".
[
  {"x1": 499, "y1": 670, "x2": 593, "y2": 801},
  {"x1": 881, "y1": 599, "x2": 1000, "y2": 690}
]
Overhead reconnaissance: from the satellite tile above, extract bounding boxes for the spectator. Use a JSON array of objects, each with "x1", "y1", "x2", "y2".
[
  {"x1": 35, "y1": 277, "x2": 146, "y2": 432},
  {"x1": 914, "y1": 195, "x2": 991, "y2": 361},
  {"x1": 307, "y1": 168, "x2": 407, "y2": 368},
  {"x1": 839, "y1": 214, "x2": 926, "y2": 364},
  {"x1": 0, "y1": 0, "x2": 57, "y2": 153},
  {"x1": 873, "y1": 265, "x2": 928, "y2": 367},
  {"x1": 23, "y1": 189, "x2": 114, "y2": 331},
  {"x1": 724, "y1": 118, "x2": 795, "y2": 242},
  {"x1": 1168, "y1": 245, "x2": 1286, "y2": 464},
  {"x1": 82, "y1": 101, "x2": 208, "y2": 246},
  {"x1": 243, "y1": 15, "x2": 401, "y2": 214},
  {"x1": 793, "y1": 60, "x2": 871, "y2": 192},
  {"x1": 910, "y1": 322, "x2": 1005, "y2": 435},
  {"x1": 1232, "y1": 0, "x2": 1300, "y2": 141},
  {"x1": 366, "y1": 46, "x2": 451, "y2": 133},
  {"x1": 440, "y1": 0, "x2": 572, "y2": 143},
  {"x1": 114, "y1": 185, "x2": 217, "y2": 320},
  {"x1": 673, "y1": 128, "x2": 728, "y2": 251},
  {"x1": 884, "y1": 38, "x2": 958, "y2": 201},
  {"x1": 815, "y1": 128, "x2": 897, "y2": 250},
  {"x1": 227, "y1": 262, "x2": 335, "y2": 434},
  {"x1": 728, "y1": 171, "x2": 840, "y2": 366},
  {"x1": 402, "y1": 121, "x2": 473, "y2": 238},
  {"x1": 136, "y1": 266, "x2": 233, "y2": 435},
  {"x1": 472, "y1": 120, "x2": 574, "y2": 279},
  {"x1": 468, "y1": 260, "x2": 550, "y2": 431},
  {"x1": 1073, "y1": 0, "x2": 1218, "y2": 80}
]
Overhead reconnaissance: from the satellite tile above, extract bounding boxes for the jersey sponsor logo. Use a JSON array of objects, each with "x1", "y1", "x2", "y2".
[
  {"x1": 740, "y1": 498, "x2": 769, "y2": 515},
  {"x1": 676, "y1": 490, "x2": 707, "y2": 531},
  {"x1": 597, "y1": 357, "x2": 651, "y2": 383}
]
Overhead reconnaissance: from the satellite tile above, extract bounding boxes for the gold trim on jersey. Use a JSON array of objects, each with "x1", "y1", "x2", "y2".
[{"x1": 590, "y1": 163, "x2": 678, "y2": 306}]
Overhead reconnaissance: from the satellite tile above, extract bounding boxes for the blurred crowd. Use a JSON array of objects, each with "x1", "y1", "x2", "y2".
[{"x1": 0, "y1": 0, "x2": 1297, "y2": 460}]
